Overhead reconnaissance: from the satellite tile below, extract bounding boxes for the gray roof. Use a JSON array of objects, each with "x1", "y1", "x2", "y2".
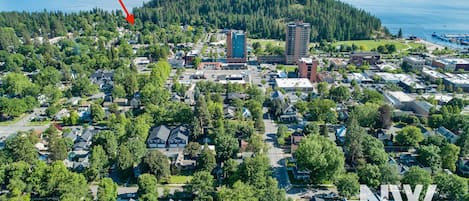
[
  {"x1": 91, "y1": 69, "x2": 114, "y2": 80},
  {"x1": 80, "y1": 127, "x2": 95, "y2": 142},
  {"x1": 414, "y1": 100, "x2": 433, "y2": 112},
  {"x1": 168, "y1": 126, "x2": 190, "y2": 143},
  {"x1": 227, "y1": 93, "x2": 248, "y2": 100},
  {"x1": 148, "y1": 125, "x2": 171, "y2": 143},
  {"x1": 63, "y1": 131, "x2": 78, "y2": 142},
  {"x1": 271, "y1": 90, "x2": 284, "y2": 100},
  {"x1": 73, "y1": 141, "x2": 89, "y2": 151}
]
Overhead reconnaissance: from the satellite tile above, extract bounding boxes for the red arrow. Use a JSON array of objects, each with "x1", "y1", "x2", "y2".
[{"x1": 118, "y1": 0, "x2": 135, "y2": 25}]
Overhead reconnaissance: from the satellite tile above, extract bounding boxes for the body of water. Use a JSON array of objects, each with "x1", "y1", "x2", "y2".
[{"x1": 340, "y1": 0, "x2": 469, "y2": 48}]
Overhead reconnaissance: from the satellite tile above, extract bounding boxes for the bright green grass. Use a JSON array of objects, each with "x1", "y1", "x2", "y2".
[
  {"x1": 168, "y1": 175, "x2": 193, "y2": 184},
  {"x1": 249, "y1": 39, "x2": 285, "y2": 47},
  {"x1": 249, "y1": 38, "x2": 316, "y2": 48},
  {"x1": 333, "y1": 40, "x2": 420, "y2": 52}
]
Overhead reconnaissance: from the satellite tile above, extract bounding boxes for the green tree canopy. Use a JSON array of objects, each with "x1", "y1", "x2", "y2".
[
  {"x1": 190, "y1": 171, "x2": 214, "y2": 200},
  {"x1": 335, "y1": 173, "x2": 360, "y2": 199},
  {"x1": 137, "y1": 174, "x2": 158, "y2": 199},
  {"x1": 97, "y1": 178, "x2": 117, "y2": 201},
  {"x1": 142, "y1": 150, "x2": 170, "y2": 180},
  {"x1": 396, "y1": 125, "x2": 424, "y2": 146},
  {"x1": 295, "y1": 135, "x2": 344, "y2": 183}
]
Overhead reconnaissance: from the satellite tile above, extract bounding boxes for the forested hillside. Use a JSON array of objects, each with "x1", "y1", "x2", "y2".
[{"x1": 135, "y1": 0, "x2": 385, "y2": 41}]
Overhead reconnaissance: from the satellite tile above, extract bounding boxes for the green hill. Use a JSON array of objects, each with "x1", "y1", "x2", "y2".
[{"x1": 135, "y1": 0, "x2": 385, "y2": 41}]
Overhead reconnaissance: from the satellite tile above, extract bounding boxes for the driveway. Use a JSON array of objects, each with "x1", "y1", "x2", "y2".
[{"x1": 262, "y1": 107, "x2": 291, "y2": 189}]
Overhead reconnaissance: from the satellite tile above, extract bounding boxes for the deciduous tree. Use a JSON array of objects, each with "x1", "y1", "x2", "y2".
[
  {"x1": 396, "y1": 125, "x2": 424, "y2": 146},
  {"x1": 335, "y1": 173, "x2": 360, "y2": 198},
  {"x1": 142, "y1": 150, "x2": 170, "y2": 180},
  {"x1": 97, "y1": 178, "x2": 117, "y2": 201},
  {"x1": 295, "y1": 135, "x2": 344, "y2": 183}
]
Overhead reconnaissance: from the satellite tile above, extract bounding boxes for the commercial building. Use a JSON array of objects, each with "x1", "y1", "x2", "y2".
[
  {"x1": 422, "y1": 68, "x2": 447, "y2": 82},
  {"x1": 375, "y1": 73, "x2": 426, "y2": 92},
  {"x1": 275, "y1": 78, "x2": 314, "y2": 92},
  {"x1": 285, "y1": 22, "x2": 311, "y2": 64},
  {"x1": 409, "y1": 101, "x2": 433, "y2": 117},
  {"x1": 257, "y1": 55, "x2": 285, "y2": 64},
  {"x1": 298, "y1": 57, "x2": 318, "y2": 82},
  {"x1": 185, "y1": 50, "x2": 199, "y2": 66},
  {"x1": 422, "y1": 68, "x2": 469, "y2": 92},
  {"x1": 226, "y1": 30, "x2": 247, "y2": 63},
  {"x1": 347, "y1": 73, "x2": 373, "y2": 84},
  {"x1": 349, "y1": 52, "x2": 381, "y2": 66},
  {"x1": 432, "y1": 58, "x2": 469, "y2": 71},
  {"x1": 403, "y1": 56, "x2": 426, "y2": 71},
  {"x1": 443, "y1": 73, "x2": 469, "y2": 92},
  {"x1": 384, "y1": 91, "x2": 415, "y2": 109}
]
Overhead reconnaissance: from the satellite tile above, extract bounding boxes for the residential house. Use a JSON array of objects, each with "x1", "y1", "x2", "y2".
[
  {"x1": 388, "y1": 157, "x2": 410, "y2": 175},
  {"x1": 436, "y1": 126, "x2": 459, "y2": 144},
  {"x1": 73, "y1": 141, "x2": 89, "y2": 151},
  {"x1": 113, "y1": 98, "x2": 129, "y2": 106},
  {"x1": 271, "y1": 90, "x2": 285, "y2": 101},
  {"x1": 175, "y1": 151, "x2": 196, "y2": 170},
  {"x1": 279, "y1": 104, "x2": 298, "y2": 122},
  {"x1": 80, "y1": 127, "x2": 95, "y2": 142},
  {"x1": 335, "y1": 125, "x2": 346, "y2": 144},
  {"x1": 54, "y1": 109, "x2": 70, "y2": 121},
  {"x1": 147, "y1": 125, "x2": 171, "y2": 148},
  {"x1": 78, "y1": 102, "x2": 91, "y2": 121},
  {"x1": 62, "y1": 128, "x2": 79, "y2": 142},
  {"x1": 224, "y1": 106, "x2": 236, "y2": 119},
  {"x1": 88, "y1": 92, "x2": 105, "y2": 101},
  {"x1": 290, "y1": 132, "x2": 306, "y2": 153},
  {"x1": 90, "y1": 69, "x2": 114, "y2": 88},
  {"x1": 241, "y1": 108, "x2": 251, "y2": 119},
  {"x1": 168, "y1": 126, "x2": 190, "y2": 148},
  {"x1": 292, "y1": 166, "x2": 310, "y2": 181},
  {"x1": 458, "y1": 157, "x2": 469, "y2": 176},
  {"x1": 226, "y1": 92, "x2": 249, "y2": 103},
  {"x1": 130, "y1": 97, "x2": 141, "y2": 109}
]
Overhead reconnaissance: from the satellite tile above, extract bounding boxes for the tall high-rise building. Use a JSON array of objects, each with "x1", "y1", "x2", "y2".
[
  {"x1": 226, "y1": 30, "x2": 247, "y2": 63},
  {"x1": 298, "y1": 57, "x2": 318, "y2": 82},
  {"x1": 285, "y1": 22, "x2": 311, "y2": 64}
]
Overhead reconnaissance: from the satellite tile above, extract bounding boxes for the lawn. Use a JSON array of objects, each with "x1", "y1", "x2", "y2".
[
  {"x1": 249, "y1": 39, "x2": 284, "y2": 47},
  {"x1": 0, "y1": 114, "x2": 25, "y2": 126},
  {"x1": 168, "y1": 175, "x2": 192, "y2": 184},
  {"x1": 333, "y1": 39, "x2": 421, "y2": 52},
  {"x1": 249, "y1": 38, "x2": 316, "y2": 48}
]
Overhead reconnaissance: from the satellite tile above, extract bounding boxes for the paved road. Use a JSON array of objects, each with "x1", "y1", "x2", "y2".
[
  {"x1": 262, "y1": 107, "x2": 291, "y2": 189},
  {"x1": 0, "y1": 108, "x2": 50, "y2": 137}
]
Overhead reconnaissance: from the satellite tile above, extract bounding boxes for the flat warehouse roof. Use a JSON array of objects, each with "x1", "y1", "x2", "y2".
[{"x1": 275, "y1": 78, "x2": 313, "y2": 88}]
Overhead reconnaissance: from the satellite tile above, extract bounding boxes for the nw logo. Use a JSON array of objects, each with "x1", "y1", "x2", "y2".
[{"x1": 360, "y1": 185, "x2": 437, "y2": 201}]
